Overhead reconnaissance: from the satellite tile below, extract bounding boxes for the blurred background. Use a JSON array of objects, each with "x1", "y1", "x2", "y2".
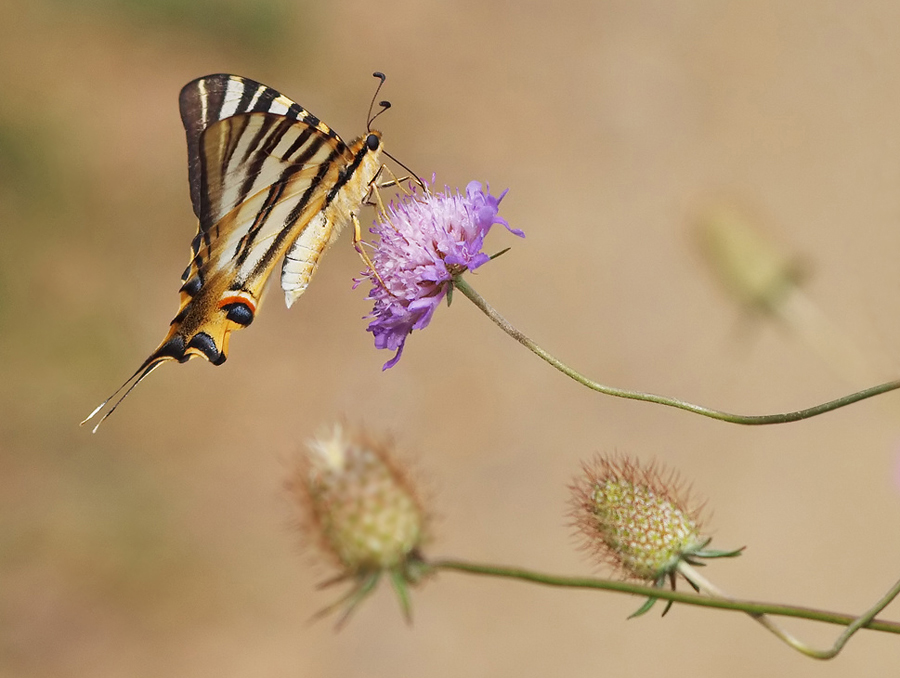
[{"x1": 3, "y1": 1, "x2": 900, "y2": 676}]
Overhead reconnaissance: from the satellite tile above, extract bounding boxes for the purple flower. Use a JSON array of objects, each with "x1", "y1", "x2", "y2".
[{"x1": 357, "y1": 180, "x2": 523, "y2": 369}]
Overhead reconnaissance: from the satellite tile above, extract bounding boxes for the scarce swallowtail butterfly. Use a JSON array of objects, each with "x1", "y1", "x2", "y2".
[{"x1": 83, "y1": 73, "x2": 389, "y2": 431}]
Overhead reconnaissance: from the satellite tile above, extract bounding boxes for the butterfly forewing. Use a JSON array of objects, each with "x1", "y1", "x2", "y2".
[
  {"x1": 179, "y1": 74, "x2": 342, "y2": 221},
  {"x1": 184, "y1": 113, "x2": 351, "y2": 288},
  {"x1": 82, "y1": 74, "x2": 384, "y2": 431}
]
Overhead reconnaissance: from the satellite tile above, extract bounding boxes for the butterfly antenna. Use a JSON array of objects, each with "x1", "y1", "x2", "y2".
[
  {"x1": 367, "y1": 72, "x2": 390, "y2": 131},
  {"x1": 364, "y1": 72, "x2": 422, "y2": 188},
  {"x1": 80, "y1": 358, "x2": 167, "y2": 433}
]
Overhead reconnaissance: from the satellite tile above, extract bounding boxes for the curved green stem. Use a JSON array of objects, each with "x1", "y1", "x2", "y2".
[
  {"x1": 453, "y1": 276, "x2": 900, "y2": 425},
  {"x1": 804, "y1": 575, "x2": 900, "y2": 658},
  {"x1": 429, "y1": 558, "x2": 900, "y2": 637},
  {"x1": 678, "y1": 562, "x2": 900, "y2": 659}
]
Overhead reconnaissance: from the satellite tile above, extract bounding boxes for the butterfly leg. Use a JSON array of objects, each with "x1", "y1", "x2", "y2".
[
  {"x1": 353, "y1": 165, "x2": 426, "y2": 295},
  {"x1": 351, "y1": 212, "x2": 391, "y2": 293},
  {"x1": 376, "y1": 161, "x2": 426, "y2": 192},
  {"x1": 375, "y1": 164, "x2": 420, "y2": 196},
  {"x1": 364, "y1": 165, "x2": 423, "y2": 220},
  {"x1": 361, "y1": 171, "x2": 394, "y2": 230}
]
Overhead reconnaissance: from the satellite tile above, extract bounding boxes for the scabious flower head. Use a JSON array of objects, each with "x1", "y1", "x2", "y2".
[
  {"x1": 288, "y1": 423, "x2": 431, "y2": 625},
  {"x1": 570, "y1": 454, "x2": 709, "y2": 582},
  {"x1": 290, "y1": 423, "x2": 427, "y2": 572},
  {"x1": 357, "y1": 179, "x2": 524, "y2": 369}
]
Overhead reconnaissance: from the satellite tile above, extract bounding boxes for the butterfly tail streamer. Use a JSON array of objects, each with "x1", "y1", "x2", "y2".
[{"x1": 80, "y1": 356, "x2": 170, "y2": 433}]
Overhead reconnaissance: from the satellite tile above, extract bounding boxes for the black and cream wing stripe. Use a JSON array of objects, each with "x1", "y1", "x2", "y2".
[
  {"x1": 179, "y1": 74, "x2": 345, "y2": 231},
  {"x1": 179, "y1": 75, "x2": 349, "y2": 287},
  {"x1": 82, "y1": 73, "x2": 384, "y2": 431}
]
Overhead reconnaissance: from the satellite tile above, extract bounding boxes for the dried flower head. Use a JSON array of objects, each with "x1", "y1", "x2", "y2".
[
  {"x1": 356, "y1": 179, "x2": 524, "y2": 369},
  {"x1": 571, "y1": 454, "x2": 741, "y2": 616},
  {"x1": 288, "y1": 423, "x2": 429, "y2": 625}
]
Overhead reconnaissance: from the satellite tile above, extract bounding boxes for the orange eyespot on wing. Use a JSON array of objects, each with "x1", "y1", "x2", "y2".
[{"x1": 217, "y1": 293, "x2": 257, "y2": 327}]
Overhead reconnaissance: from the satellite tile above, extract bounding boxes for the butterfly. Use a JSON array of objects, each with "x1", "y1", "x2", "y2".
[{"x1": 82, "y1": 73, "x2": 388, "y2": 431}]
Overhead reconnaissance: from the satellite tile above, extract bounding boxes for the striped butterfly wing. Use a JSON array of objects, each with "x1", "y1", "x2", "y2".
[{"x1": 83, "y1": 74, "x2": 384, "y2": 431}]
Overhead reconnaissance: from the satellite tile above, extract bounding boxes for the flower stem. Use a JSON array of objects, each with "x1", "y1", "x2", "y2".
[
  {"x1": 677, "y1": 561, "x2": 900, "y2": 659},
  {"x1": 452, "y1": 276, "x2": 900, "y2": 425},
  {"x1": 428, "y1": 558, "x2": 900, "y2": 638}
]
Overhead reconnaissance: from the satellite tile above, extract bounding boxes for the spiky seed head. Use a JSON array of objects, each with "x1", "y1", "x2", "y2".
[
  {"x1": 288, "y1": 423, "x2": 427, "y2": 573},
  {"x1": 571, "y1": 454, "x2": 707, "y2": 581}
]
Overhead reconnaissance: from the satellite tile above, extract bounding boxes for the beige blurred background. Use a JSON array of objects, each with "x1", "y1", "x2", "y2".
[{"x1": 3, "y1": 1, "x2": 900, "y2": 676}]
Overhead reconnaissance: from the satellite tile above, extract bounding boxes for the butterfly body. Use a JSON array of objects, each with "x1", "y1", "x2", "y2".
[{"x1": 83, "y1": 74, "x2": 384, "y2": 430}]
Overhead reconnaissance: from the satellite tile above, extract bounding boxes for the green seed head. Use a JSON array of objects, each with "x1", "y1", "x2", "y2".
[{"x1": 572, "y1": 455, "x2": 706, "y2": 581}]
